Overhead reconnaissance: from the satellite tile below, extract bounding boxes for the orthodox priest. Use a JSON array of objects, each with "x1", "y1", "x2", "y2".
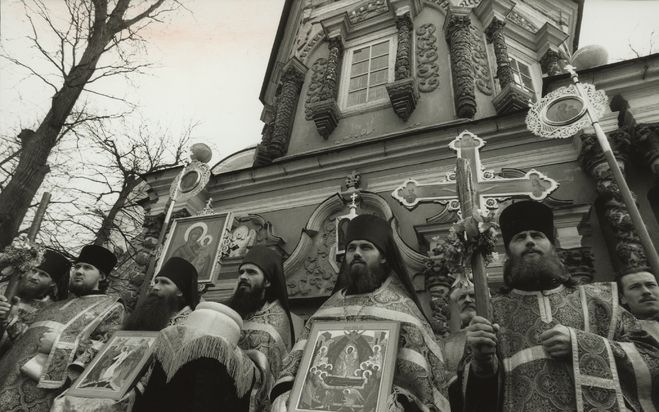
[
  {"x1": 271, "y1": 214, "x2": 450, "y2": 412},
  {"x1": 124, "y1": 256, "x2": 200, "y2": 331},
  {"x1": 50, "y1": 257, "x2": 200, "y2": 412},
  {"x1": 460, "y1": 201, "x2": 659, "y2": 411},
  {"x1": 136, "y1": 245, "x2": 294, "y2": 412},
  {"x1": 0, "y1": 249, "x2": 71, "y2": 356},
  {"x1": 0, "y1": 245, "x2": 124, "y2": 412}
]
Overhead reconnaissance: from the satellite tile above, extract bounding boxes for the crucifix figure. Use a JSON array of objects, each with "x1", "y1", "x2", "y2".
[{"x1": 391, "y1": 130, "x2": 559, "y2": 316}]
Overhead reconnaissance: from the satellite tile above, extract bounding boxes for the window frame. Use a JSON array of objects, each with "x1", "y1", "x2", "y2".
[
  {"x1": 508, "y1": 56, "x2": 534, "y2": 93},
  {"x1": 338, "y1": 32, "x2": 397, "y2": 114}
]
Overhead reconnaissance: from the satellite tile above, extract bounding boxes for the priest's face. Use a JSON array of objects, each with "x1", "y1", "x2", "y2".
[
  {"x1": 344, "y1": 240, "x2": 388, "y2": 294},
  {"x1": 124, "y1": 285, "x2": 185, "y2": 331},
  {"x1": 69, "y1": 262, "x2": 103, "y2": 295},
  {"x1": 228, "y1": 263, "x2": 270, "y2": 318},
  {"x1": 504, "y1": 230, "x2": 568, "y2": 291},
  {"x1": 620, "y1": 271, "x2": 659, "y2": 319},
  {"x1": 18, "y1": 268, "x2": 55, "y2": 300},
  {"x1": 150, "y1": 276, "x2": 183, "y2": 300}
]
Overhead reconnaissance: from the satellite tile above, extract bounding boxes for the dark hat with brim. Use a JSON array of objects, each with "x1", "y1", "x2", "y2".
[
  {"x1": 156, "y1": 257, "x2": 199, "y2": 309},
  {"x1": 76, "y1": 245, "x2": 117, "y2": 275},
  {"x1": 499, "y1": 201, "x2": 555, "y2": 248},
  {"x1": 344, "y1": 214, "x2": 391, "y2": 254}
]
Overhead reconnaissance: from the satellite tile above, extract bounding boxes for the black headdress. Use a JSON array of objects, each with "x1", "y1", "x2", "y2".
[
  {"x1": 240, "y1": 246, "x2": 295, "y2": 342},
  {"x1": 499, "y1": 201, "x2": 555, "y2": 248},
  {"x1": 334, "y1": 214, "x2": 428, "y2": 320},
  {"x1": 155, "y1": 257, "x2": 200, "y2": 309}
]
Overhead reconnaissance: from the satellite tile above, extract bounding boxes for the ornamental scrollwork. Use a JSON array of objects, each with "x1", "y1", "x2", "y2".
[
  {"x1": 305, "y1": 58, "x2": 329, "y2": 120},
  {"x1": 470, "y1": 25, "x2": 493, "y2": 96},
  {"x1": 416, "y1": 23, "x2": 439, "y2": 93},
  {"x1": 348, "y1": 0, "x2": 388, "y2": 24}
]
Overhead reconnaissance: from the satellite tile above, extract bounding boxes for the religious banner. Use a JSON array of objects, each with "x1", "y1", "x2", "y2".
[
  {"x1": 67, "y1": 331, "x2": 159, "y2": 400},
  {"x1": 289, "y1": 321, "x2": 399, "y2": 412},
  {"x1": 157, "y1": 212, "x2": 233, "y2": 283}
]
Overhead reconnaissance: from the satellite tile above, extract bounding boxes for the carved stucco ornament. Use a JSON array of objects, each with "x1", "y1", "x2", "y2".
[
  {"x1": 470, "y1": 25, "x2": 493, "y2": 96},
  {"x1": 416, "y1": 23, "x2": 440, "y2": 93}
]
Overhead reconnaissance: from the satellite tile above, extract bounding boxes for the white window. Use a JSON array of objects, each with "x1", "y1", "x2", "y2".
[
  {"x1": 340, "y1": 35, "x2": 396, "y2": 111},
  {"x1": 509, "y1": 57, "x2": 534, "y2": 92}
]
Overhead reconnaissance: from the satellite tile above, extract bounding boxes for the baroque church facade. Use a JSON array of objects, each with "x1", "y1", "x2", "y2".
[{"x1": 137, "y1": 0, "x2": 659, "y2": 334}]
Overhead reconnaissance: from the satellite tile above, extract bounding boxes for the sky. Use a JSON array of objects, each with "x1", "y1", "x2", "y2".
[{"x1": 1, "y1": 0, "x2": 658, "y2": 166}]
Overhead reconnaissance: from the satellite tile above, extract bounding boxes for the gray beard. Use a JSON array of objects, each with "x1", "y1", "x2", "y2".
[{"x1": 504, "y1": 249, "x2": 569, "y2": 291}]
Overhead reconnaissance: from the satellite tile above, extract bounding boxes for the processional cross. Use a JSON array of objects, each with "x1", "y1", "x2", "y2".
[{"x1": 391, "y1": 130, "x2": 558, "y2": 316}]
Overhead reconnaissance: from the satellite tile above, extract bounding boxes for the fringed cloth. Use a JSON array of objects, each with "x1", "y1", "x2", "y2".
[{"x1": 153, "y1": 325, "x2": 256, "y2": 398}]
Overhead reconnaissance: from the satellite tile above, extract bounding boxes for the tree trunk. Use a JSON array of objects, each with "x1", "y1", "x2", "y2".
[
  {"x1": 94, "y1": 176, "x2": 139, "y2": 246},
  {"x1": 0, "y1": 28, "x2": 111, "y2": 250}
]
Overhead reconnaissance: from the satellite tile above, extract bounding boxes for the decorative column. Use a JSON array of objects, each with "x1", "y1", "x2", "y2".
[
  {"x1": 558, "y1": 248, "x2": 596, "y2": 284},
  {"x1": 632, "y1": 122, "x2": 659, "y2": 177},
  {"x1": 579, "y1": 129, "x2": 649, "y2": 272},
  {"x1": 386, "y1": 13, "x2": 418, "y2": 121},
  {"x1": 269, "y1": 59, "x2": 306, "y2": 161},
  {"x1": 254, "y1": 108, "x2": 276, "y2": 167},
  {"x1": 485, "y1": 18, "x2": 513, "y2": 90},
  {"x1": 306, "y1": 37, "x2": 343, "y2": 138},
  {"x1": 444, "y1": 8, "x2": 476, "y2": 118}
]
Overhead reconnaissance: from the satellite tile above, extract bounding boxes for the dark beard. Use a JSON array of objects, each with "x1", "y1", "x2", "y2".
[
  {"x1": 226, "y1": 285, "x2": 266, "y2": 319},
  {"x1": 504, "y1": 248, "x2": 569, "y2": 291},
  {"x1": 123, "y1": 293, "x2": 183, "y2": 331},
  {"x1": 340, "y1": 259, "x2": 388, "y2": 295},
  {"x1": 68, "y1": 283, "x2": 99, "y2": 297}
]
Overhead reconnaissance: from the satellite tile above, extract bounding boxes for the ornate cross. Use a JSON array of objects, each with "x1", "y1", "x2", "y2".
[
  {"x1": 392, "y1": 130, "x2": 559, "y2": 317},
  {"x1": 391, "y1": 130, "x2": 558, "y2": 213}
]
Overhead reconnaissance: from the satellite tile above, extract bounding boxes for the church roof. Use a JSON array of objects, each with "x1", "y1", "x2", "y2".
[{"x1": 211, "y1": 146, "x2": 257, "y2": 175}]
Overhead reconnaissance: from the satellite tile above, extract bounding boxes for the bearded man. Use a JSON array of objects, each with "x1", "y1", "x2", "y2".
[
  {"x1": 0, "y1": 249, "x2": 71, "y2": 356},
  {"x1": 619, "y1": 268, "x2": 659, "y2": 342},
  {"x1": 271, "y1": 214, "x2": 450, "y2": 412},
  {"x1": 0, "y1": 245, "x2": 124, "y2": 412},
  {"x1": 50, "y1": 257, "x2": 200, "y2": 412},
  {"x1": 136, "y1": 245, "x2": 293, "y2": 412},
  {"x1": 124, "y1": 256, "x2": 200, "y2": 331},
  {"x1": 460, "y1": 201, "x2": 659, "y2": 411}
]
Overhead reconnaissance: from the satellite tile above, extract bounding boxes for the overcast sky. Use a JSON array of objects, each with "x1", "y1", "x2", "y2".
[{"x1": 1, "y1": 0, "x2": 657, "y2": 166}]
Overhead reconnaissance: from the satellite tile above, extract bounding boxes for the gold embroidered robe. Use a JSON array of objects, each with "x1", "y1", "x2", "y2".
[
  {"x1": 461, "y1": 283, "x2": 659, "y2": 412},
  {"x1": 272, "y1": 276, "x2": 451, "y2": 412},
  {"x1": 0, "y1": 294, "x2": 124, "y2": 412}
]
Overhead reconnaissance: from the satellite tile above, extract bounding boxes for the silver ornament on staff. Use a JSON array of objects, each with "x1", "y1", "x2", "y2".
[
  {"x1": 526, "y1": 65, "x2": 659, "y2": 277},
  {"x1": 142, "y1": 144, "x2": 213, "y2": 290}
]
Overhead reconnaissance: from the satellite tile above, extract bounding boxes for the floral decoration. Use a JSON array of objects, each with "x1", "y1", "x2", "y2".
[
  {"x1": 430, "y1": 209, "x2": 498, "y2": 289},
  {"x1": 0, "y1": 234, "x2": 45, "y2": 279}
]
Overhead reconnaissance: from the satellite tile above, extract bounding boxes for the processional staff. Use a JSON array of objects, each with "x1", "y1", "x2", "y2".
[
  {"x1": 0, "y1": 191, "x2": 51, "y2": 336},
  {"x1": 526, "y1": 65, "x2": 659, "y2": 277}
]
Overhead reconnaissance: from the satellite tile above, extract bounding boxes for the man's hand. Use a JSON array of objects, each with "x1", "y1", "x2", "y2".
[
  {"x1": 0, "y1": 296, "x2": 12, "y2": 322},
  {"x1": 39, "y1": 330, "x2": 58, "y2": 354},
  {"x1": 539, "y1": 324, "x2": 571, "y2": 359},
  {"x1": 466, "y1": 316, "x2": 499, "y2": 376},
  {"x1": 271, "y1": 390, "x2": 290, "y2": 412}
]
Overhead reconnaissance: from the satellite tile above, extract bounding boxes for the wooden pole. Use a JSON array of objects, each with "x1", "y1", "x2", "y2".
[
  {"x1": 456, "y1": 158, "x2": 491, "y2": 318},
  {"x1": 137, "y1": 183, "x2": 180, "y2": 302},
  {"x1": 568, "y1": 69, "x2": 659, "y2": 278}
]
